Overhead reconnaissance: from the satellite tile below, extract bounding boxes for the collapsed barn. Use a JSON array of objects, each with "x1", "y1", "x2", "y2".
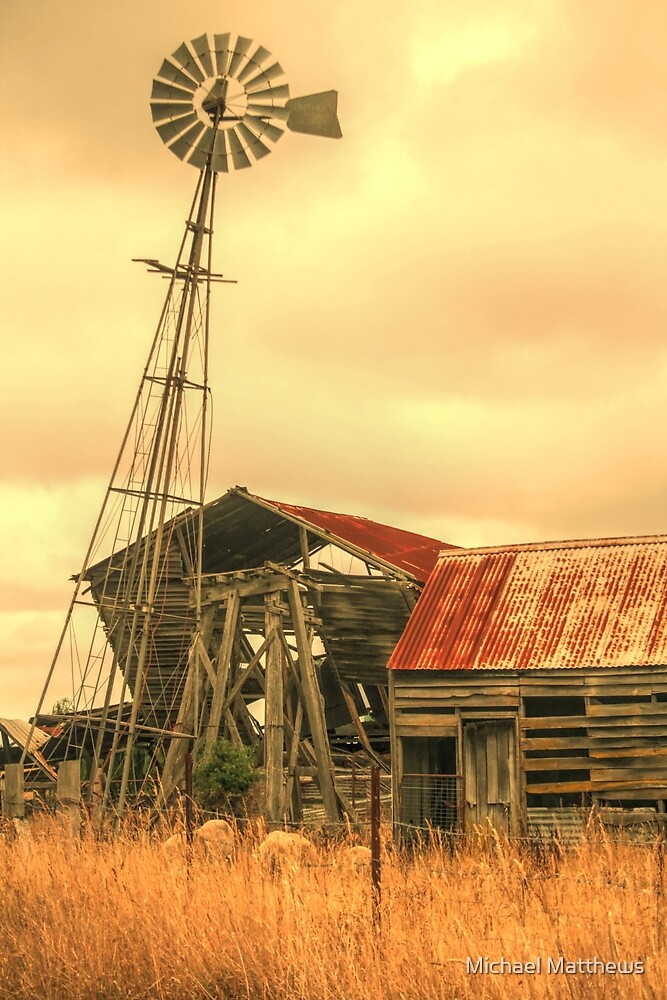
[
  {"x1": 388, "y1": 535, "x2": 667, "y2": 840},
  {"x1": 47, "y1": 486, "x2": 452, "y2": 823}
]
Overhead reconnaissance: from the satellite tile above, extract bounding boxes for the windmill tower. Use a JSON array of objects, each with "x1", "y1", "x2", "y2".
[{"x1": 26, "y1": 33, "x2": 341, "y2": 820}]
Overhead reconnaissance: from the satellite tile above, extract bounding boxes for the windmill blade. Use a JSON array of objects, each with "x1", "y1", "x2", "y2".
[
  {"x1": 188, "y1": 128, "x2": 216, "y2": 168},
  {"x1": 227, "y1": 36, "x2": 253, "y2": 78},
  {"x1": 171, "y1": 42, "x2": 206, "y2": 84},
  {"x1": 169, "y1": 121, "x2": 208, "y2": 161},
  {"x1": 236, "y1": 45, "x2": 272, "y2": 83},
  {"x1": 210, "y1": 129, "x2": 230, "y2": 173},
  {"x1": 156, "y1": 112, "x2": 200, "y2": 144},
  {"x1": 244, "y1": 63, "x2": 286, "y2": 94},
  {"x1": 244, "y1": 115, "x2": 285, "y2": 143},
  {"x1": 236, "y1": 121, "x2": 272, "y2": 160},
  {"x1": 227, "y1": 128, "x2": 252, "y2": 169},
  {"x1": 286, "y1": 91, "x2": 342, "y2": 138},
  {"x1": 150, "y1": 100, "x2": 192, "y2": 124},
  {"x1": 246, "y1": 83, "x2": 290, "y2": 103},
  {"x1": 151, "y1": 79, "x2": 196, "y2": 103},
  {"x1": 247, "y1": 102, "x2": 290, "y2": 122},
  {"x1": 213, "y1": 33, "x2": 232, "y2": 76},
  {"x1": 191, "y1": 34, "x2": 215, "y2": 78},
  {"x1": 156, "y1": 58, "x2": 197, "y2": 92}
]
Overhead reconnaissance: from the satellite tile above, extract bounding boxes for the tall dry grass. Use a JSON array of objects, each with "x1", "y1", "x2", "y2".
[{"x1": 0, "y1": 815, "x2": 664, "y2": 999}]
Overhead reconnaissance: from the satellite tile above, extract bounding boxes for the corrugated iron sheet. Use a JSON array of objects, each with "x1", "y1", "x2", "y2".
[
  {"x1": 256, "y1": 493, "x2": 454, "y2": 581},
  {"x1": 0, "y1": 718, "x2": 49, "y2": 751},
  {"x1": 389, "y1": 535, "x2": 667, "y2": 671}
]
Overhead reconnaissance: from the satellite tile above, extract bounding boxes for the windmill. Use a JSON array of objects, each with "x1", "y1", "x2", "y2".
[{"x1": 26, "y1": 33, "x2": 341, "y2": 820}]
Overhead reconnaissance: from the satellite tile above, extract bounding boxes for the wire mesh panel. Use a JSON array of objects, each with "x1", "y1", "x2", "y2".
[
  {"x1": 399, "y1": 773, "x2": 464, "y2": 841},
  {"x1": 300, "y1": 765, "x2": 392, "y2": 826}
]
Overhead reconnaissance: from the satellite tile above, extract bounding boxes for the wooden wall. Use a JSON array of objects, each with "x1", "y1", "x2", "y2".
[{"x1": 390, "y1": 667, "x2": 667, "y2": 828}]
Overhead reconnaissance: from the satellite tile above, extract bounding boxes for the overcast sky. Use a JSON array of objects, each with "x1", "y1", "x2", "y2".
[{"x1": 2, "y1": 1, "x2": 667, "y2": 717}]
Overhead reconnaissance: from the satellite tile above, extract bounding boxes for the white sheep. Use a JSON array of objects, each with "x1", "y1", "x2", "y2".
[
  {"x1": 257, "y1": 829, "x2": 317, "y2": 871},
  {"x1": 162, "y1": 818, "x2": 235, "y2": 862},
  {"x1": 194, "y1": 818, "x2": 235, "y2": 859},
  {"x1": 337, "y1": 844, "x2": 372, "y2": 870}
]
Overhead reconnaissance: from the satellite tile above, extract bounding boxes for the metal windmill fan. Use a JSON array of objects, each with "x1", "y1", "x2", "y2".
[{"x1": 151, "y1": 32, "x2": 342, "y2": 171}]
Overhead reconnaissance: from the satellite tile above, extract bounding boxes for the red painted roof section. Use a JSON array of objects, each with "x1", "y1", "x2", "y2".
[
  {"x1": 388, "y1": 535, "x2": 667, "y2": 670},
  {"x1": 252, "y1": 493, "x2": 456, "y2": 582}
]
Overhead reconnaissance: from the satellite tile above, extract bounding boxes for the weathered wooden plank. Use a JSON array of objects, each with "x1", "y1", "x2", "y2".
[
  {"x1": 396, "y1": 696, "x2": 519, "y2": 709},
  {"x1": 587, "y1": 703, "x2": 667, "y2": 718},
  {"x1": 395, "y1": 713, "x2": 460, "y2": 728},
  {"x1": 590, "y1": 763, "x2": 667, "y2": 780},
  {"x1": 522, "y1": 716, "x2": 667, "y2": 729},
  {"x1": 523, "y1": 757, "x2": 592, "y2": 771},
  {"x1": 396, "y1": 727, "x2": 457, "y2": 739},
  {"x1": 590, "y1": 746, "x2": 667, "y2": 760},
  {"x1": 593, "y1": 788, "x2": 667, "y2": 801},
  {"x1": 526, "y1": 779, "x2": 591, "y2": 794},
  {"x1": 522, "y1": 735, "x2": 667, "y2": 751},
  {"x1": 591, "y1": 777, "x2": 667, "y2": 791}
]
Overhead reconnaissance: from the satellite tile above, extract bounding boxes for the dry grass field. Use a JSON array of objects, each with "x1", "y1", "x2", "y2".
[{"x1": 0, "y1": 815, "x2": 664, "y2": 999}]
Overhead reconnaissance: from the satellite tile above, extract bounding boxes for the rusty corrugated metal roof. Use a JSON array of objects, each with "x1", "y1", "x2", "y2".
[
  {"x1": 388, "y1": 535, "x2": 667, "y2": 671},
  {"x1": 252, "y1": 492, "x2": 455, "y2": 581}
]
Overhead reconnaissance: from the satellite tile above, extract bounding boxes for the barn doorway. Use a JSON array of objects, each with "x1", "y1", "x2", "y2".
[
  {"x1": 463, "y1": 719, "x2": 516, "y2": 835},
  {"x1": 399, "y1": 736, "x2": 462, "y2": 840}
]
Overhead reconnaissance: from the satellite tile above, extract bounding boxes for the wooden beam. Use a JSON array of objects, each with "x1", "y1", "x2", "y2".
[
  {"x1": 264, "y1": 596, "x2": 285, "y2": 824},
  {"x1": 299, "y1": 525, "x2": 310, "y2": 569},
  {"x1": 287, "y1": 580, "x2": 341, "y2": 823},
  {"x1": 285, "y1": 698, "x2": 304, "y2": 823},
  {"x1": 339, "y1": 680, "x2": 390, "y2": 772},
  {"x1": 160, "y1": 605, "x2": 217, "y2": 800},
  {"x1": 205, "y1": 590, "x2": 241, "y2": 751},
  {"x1": 218, "y1": 628, "x2": 277, "y2": 718},
  {"x1": 201, "y1": 575, "x2": 290, "y2": 604}
]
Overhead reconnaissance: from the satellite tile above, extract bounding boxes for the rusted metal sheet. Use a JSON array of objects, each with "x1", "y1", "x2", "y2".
[
  {"x1": 254, "y1": 492, "x2": 454, "y2": 582},
  {"x1": 389, "y1": 535, "x2": 667, "y2": 672}
]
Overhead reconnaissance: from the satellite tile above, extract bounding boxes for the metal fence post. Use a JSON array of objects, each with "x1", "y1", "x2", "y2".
[
  {"x1": 184, "y1": 750, "x2": 194, "y2": 846},
  {"x1": 370, "y1": 764, "x2": 381, "y2": 928}
]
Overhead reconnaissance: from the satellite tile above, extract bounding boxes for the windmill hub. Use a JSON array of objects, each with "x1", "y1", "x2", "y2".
[{"x1": 199, "y1": 77, "x2": 248, "y2": 126}]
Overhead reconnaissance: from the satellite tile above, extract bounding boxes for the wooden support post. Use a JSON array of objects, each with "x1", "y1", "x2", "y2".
[
  {"x1": 264, "y1": 595, "x2": 285, "y2": 825},
  {"x1": 2, "y1": 764, "x2": 24, "y2": 819},
  {"x1": 299, "y1": 525, "x2": 310, "y2": 569},
  {"x1": 205, "y1": 590, "x2": 241, "y2": 751},
  {"x1": 287, "y1": 580, "x2": 340, "y2": 823},
  {"x1": 285, "y1": 698, "x2": 305, "y2": 823},
  {"x1": 161, "y1": 606, "x2": 217, "y2": 802},
  {"x1": 57, "y1": 760, "x2": 81, "y2": 836},
  {"x1": 370, "y1": 764, "x2": 382, "y2": 928}
]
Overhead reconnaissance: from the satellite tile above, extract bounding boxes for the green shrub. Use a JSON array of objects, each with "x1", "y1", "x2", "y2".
[{"x1": 192, "y1": 738, "x2": 261, "y2": 814}]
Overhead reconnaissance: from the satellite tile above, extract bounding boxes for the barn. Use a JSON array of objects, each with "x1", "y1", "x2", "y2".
[
  {"x1": 40, "y1": 485, "x2": 454, "y2": 824},
  {"x1": 388, "y1": 535, "x2": 667, "y2": 840}
]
